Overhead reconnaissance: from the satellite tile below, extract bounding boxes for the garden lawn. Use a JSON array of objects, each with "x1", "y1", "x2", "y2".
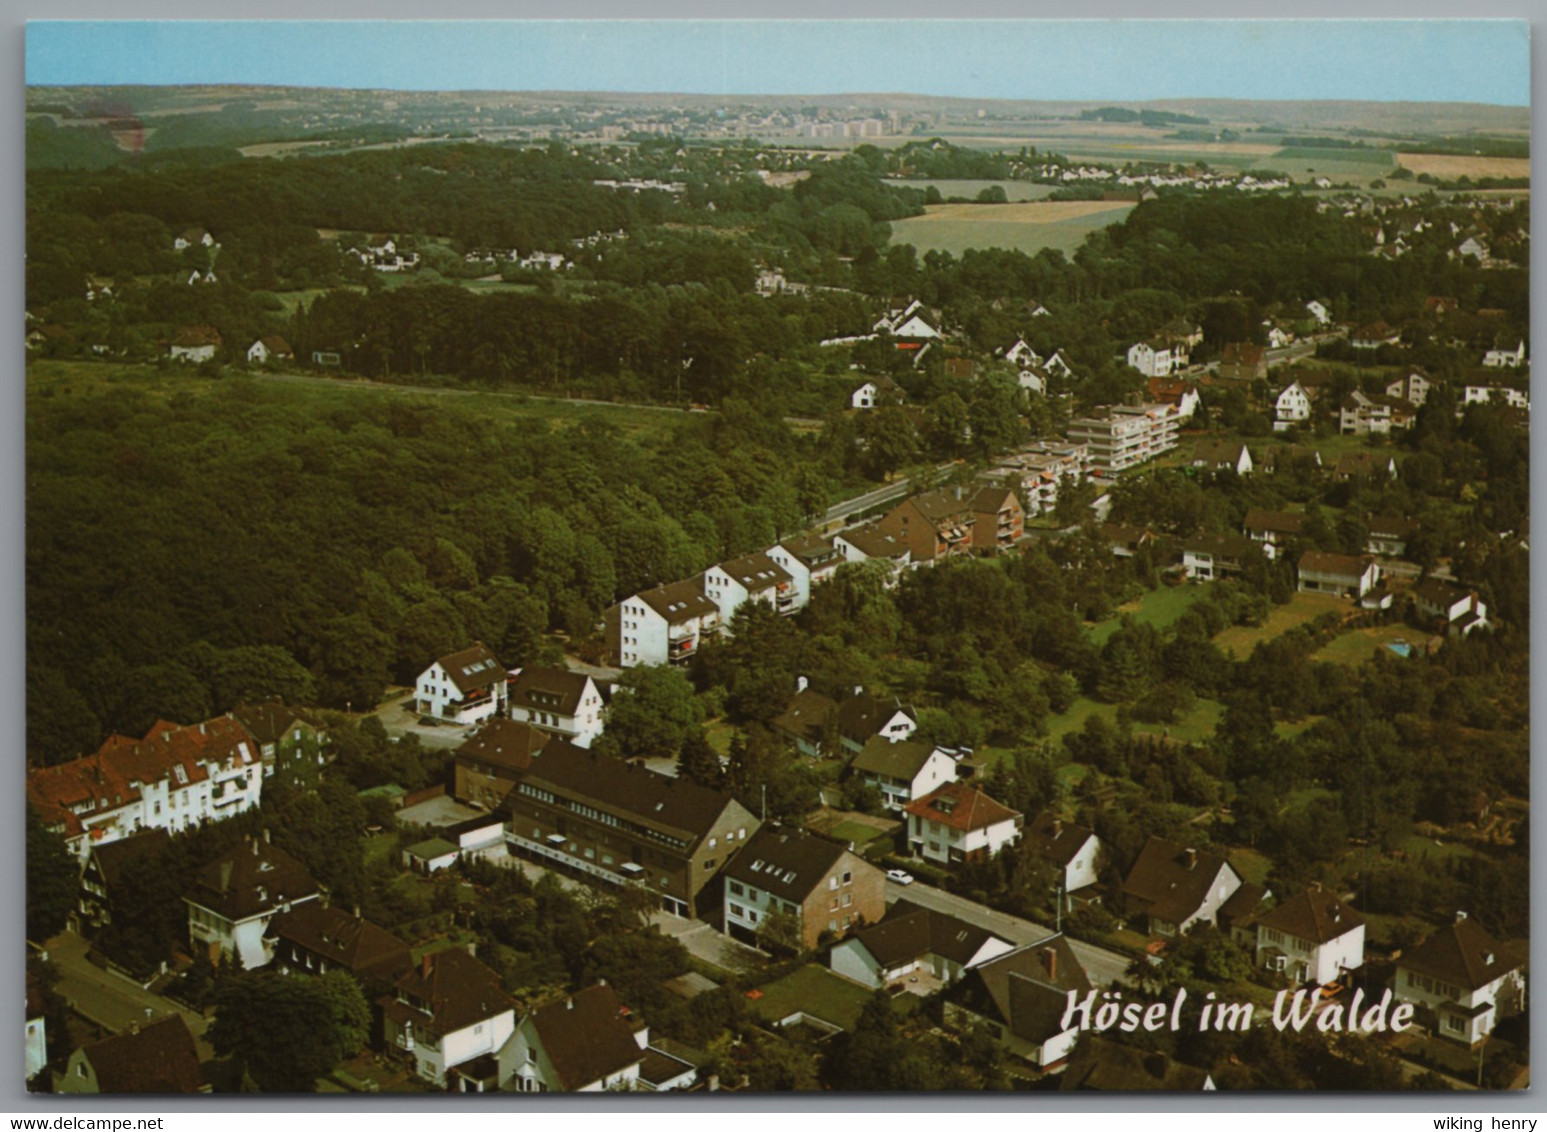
[
  {"x1": 1213, "y1": 592, "x2": 1348, "y2": 657},
  {"x1": 1089, "y1": 585, "x2": 1200, "y2": 645},
  {"x1": 1312, "y1": 624, "x2": 1425, "y2": 667},
  {"x1": 1131, "y1": 697, "x2": 1224, "y2": 744},
  {"x1": 749, "y1": 964, "x2": 897, "y2": 1031}
]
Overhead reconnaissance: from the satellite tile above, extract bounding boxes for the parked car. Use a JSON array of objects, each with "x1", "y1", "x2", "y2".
[{"x1": 886, "y1": 869, "x2": 915, "y2": 886}]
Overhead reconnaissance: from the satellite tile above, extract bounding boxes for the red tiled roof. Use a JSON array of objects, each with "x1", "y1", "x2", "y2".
[{"x1": 904, "y1": 781, "x2": 1021, "y2": 833}]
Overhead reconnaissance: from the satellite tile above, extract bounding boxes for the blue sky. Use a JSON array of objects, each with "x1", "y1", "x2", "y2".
[{"x1": 26, "y1": 20, "x2": 1530, "y2": 106}]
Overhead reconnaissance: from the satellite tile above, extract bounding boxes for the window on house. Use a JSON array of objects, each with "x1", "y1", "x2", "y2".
[{"x1": 730, "y1": 881, "x2": 744, "y2": 897}]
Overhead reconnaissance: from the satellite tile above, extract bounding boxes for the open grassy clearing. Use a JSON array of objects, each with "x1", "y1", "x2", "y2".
[
  {"x1": 1040, "y1": 694, "x2": 1224, "y2": 746},
  {"x1": 1395, "y1": 153, "x2": 1531, "y2": 179},
  {"x1": 890, "y1": 200, "x2": 1133, "y2": 257},
  {"x1": 1213, "y1": 592, "x2": 1348, "y2": 658},
  {"x1": 1089, "y1": 585, "x2": 1199, "y2": 645},
  {"x1": 1312, "y1": 624, "x2": 1426, "y2": 667},
  {"x1": 751, "y1": 964, "x2": 905, "y2": 1030},
  {"x1": 1274, "y1": 714, "x2": 1325, "y2": 739},
  {"x1": 1229, "y1": 847, "x2": 1275, "y2": 888}
]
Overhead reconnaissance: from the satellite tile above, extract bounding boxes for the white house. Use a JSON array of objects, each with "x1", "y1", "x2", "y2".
[
  {"x1": 1024, "y1": 813, "x2": 1103, "y2": 902},
  {"x1": 830, "y1": 900, "x2": 1015, "y2": 989},
  {"x1": 836, "y1": 691, "x2": 918, "y2": 754},
  {"x1": 28, "y1": 717, "x2": 264, "y2": 864},
  {"x1": 1394, "y1": 913, "x2": 1525, "y2": 1046},
  {"x1": 833, "y1": 524, "x2": 912, "y2": 583},
  {"x1": 1017, "y1": 367, "x2": 1049, "y2": 396},
  {"x1": 1274, "y1": 381, "x2": 1318, "y2": 431},
  {"x1": 1122, "y1": 837, "x2": 1243, "y2": 938},
  {"x1": 414, "y1": 642, "x2": 508, "y2": 725},
  {"x1": 876, "y1": 299, "x2": 941, "y2": 340},
  {"x1": 507, "y1": 667, "x2": 605, "y2": 748},
  {"x1": 1305, "y1": 300, "x2": 1331, "y2": 325},
  {"x1": 184, "y1": 835, "x2": 320, "y2": 970},
  {"x1": 1001, "y1": 338, "x2": 1042, "y2": 368},
  {"x1": 174, "y1": 227, "x2": 214, "y2": 251},
  {"x1": 768, "y1": 534, "x2": 844, "y2": 609},
  {"x1": 1127, "y1": 339, "x2": 1182, "y2": 378},
  {"x1": 704, "y1": 551, "x2": 797, "y2": 620},
  {"x1": 1043, "y1": 350, "x2": 1075, "y2": 379},
  {"x1": 1191, "y1": 440, "x2": 1254, "y2": 477},
  {"x1": 849, "y1": 737, "x2": 957, "y2": 811},
  {"x1": 1297, "y1": 551, "x2": 1380, "y2": 599},
  {"x1": 1254, "y1": 887, "x2": 1365, "y2": 986},
  {"x1": 383, "y1": 949, "x2": 516, "y2": 1088},
  {"x1": 607, "y1": 577, "x2": 721, "y2": 668},
  {"x1": 1413, "y1": 580, "x2": 1491, "y2": 637},
  {"x1": 903, "y1": 782, "x2": 1022, "y2": 866},
  {"x1": 168, "y1": 326, "x2": 221, "y2": 363},
  {"x1": 1464, "y1": 385, "x2": 1531, "y2": 411},
  {"x1": 246, "y1": 336, "x2": 294, "y2": 365},
  {"x1": 1482, "y1": 341, "x2": 1527, "y2": 368},
  {"x1": 498, "y1": 983, "x2": 644, "y2": 1092},
  {"x1": 1385, "y1": 369, "x2": 1432, "y2": 406},
  {"x1": 1457, "y1": 236, "x2": 1489, "y2": 262}
]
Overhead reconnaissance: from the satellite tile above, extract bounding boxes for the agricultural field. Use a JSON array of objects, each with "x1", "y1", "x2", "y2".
[
  {"x1": 882, "y1": 178, "x2": 1058, "y2": 201},
  {"x1": 1395, "y1": 153, "x2": 1531, "y2": 180},
  {"x1": 889, "y1": 199, "x2": 1134, "y2": 257},
  {"x1": 1212, "y1": 591, "x2": 1348, "y2": 657}
]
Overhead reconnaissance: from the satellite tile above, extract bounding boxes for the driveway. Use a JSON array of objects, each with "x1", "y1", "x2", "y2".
[
  {"x1": 44, "y1": 931, "x2": 215, "y2": 1060},
  {"x1": 884, "y1": 880, "x2": 1131, "y2": 988},
  {"x1": 651, "y1": 913, "x2": 767, "y2": 977}
]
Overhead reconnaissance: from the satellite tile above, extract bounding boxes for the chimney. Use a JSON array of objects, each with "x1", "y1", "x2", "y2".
[
  {"x1": 421, "y1": 953, "x2": 433, "y2": 977},
  {"x1": 263, "y1": 828, "x2": 272, "y2": 845},
  {"x1": 1041, "y1": 946, "x2": 1058, "y2": 981},
  {"x1": 252, "y1": 837, "x2": 260, "y2": 855},
  {"x1": 1455, "y1": 910, "x2": 1468, "y2": 924},
  {"x1": 566, "y1": 997, "x2": 574, "y2": 1010},
  {"x1": 597, "y1": 977, "x2": 607, "y2": 987},
  {"x1": 796, "y1": 676, "x2": 808, "y2": 695},
  {"x1": 1051, "y1": 819, "x2": 1063, "y2": 838},
  {"x1": 1309, "y1": 880, "x2": 1321, "y2": 893},
  {"x1": 854, "y1": 685, "x2": 864, "y2": 697},
  {"x1": 1183, "y1": 848, "x2": 1197, "y2": 870}
]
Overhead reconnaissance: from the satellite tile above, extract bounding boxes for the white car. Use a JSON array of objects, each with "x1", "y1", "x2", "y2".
[{"x1": 886, "y1": 869, "x2": 915, "y2": 886}]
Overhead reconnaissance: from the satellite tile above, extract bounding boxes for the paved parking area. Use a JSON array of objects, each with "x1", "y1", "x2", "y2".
[{"x1": 396, "y1": 795, "x2": 486, "y2": 828}]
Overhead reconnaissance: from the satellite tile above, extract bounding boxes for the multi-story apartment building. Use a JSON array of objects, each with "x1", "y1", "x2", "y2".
[
  {"x1": 1065, "y1": 403, "x2": 1180, "y2": 477},
  {"x1": 877, "y1": 486, "x2": 979, "y2": 564},
  {"x1": 607, "y1": 577, "x2": 721, "y2": 668},
  {"x1": 768, "y1": 533, "x2": 844, "y2": 609},
  {"x1": 970, "y1": 486, "x2": 1024, "y2": 553},
  {"x1": 704, "y1": 551, "x2": 797, "y2": 620},
  {"x1": 29, "y1": 717, "x2": 264, "y2": 862},
  {"x1": 722, "y1": 825, "x2": 886, "y2": 950},
  {"x1": 506, "y1": 667, "x2": 606, "y2": 748},
  {"x1": 500, "y1": 739, "x2": 759, "y2": 918}
]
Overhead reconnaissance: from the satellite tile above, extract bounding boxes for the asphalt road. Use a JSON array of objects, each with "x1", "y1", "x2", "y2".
[
  {"x1": 822, "y1": 462, "x2": 959, "y2": 526},
  {"x1": 884, "y1": 879, "x2": 1132, "y2": 989},
  {"x1": 45, "y1": 930, "x2": 214, "y2": 1060}
]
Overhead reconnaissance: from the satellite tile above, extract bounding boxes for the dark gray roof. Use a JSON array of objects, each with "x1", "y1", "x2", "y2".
[
  {"x1": 1399, "y1": 917, "x2": 1524, "y2": 991},
  {"x1": 721, "y1": 825, "x2": 849, "y2": 901},
  {"x1": 1024, "y1": 812, "x2": 1096, "y2": 868},
  {"x1": 455, "y1": 719, "x2": 549, "y2": 773},
  {"x1": 187, "y1": 838, "x2": 319, "y2": 922},
  {"x1": 633, "y1": 576, "x2": 718, "y2": 624},
  {"x1": 851, "y1": 736, "x2": 943, "y2": 781},
  {"x1": 716, "y1": 551, "x2": 793, "y2": 592},
  {"x1": 1256, "y1": 888, "x2": 1362, "y2": 945},
  {"x1": 851, "y1": 899, "x2": 1007, "y2": 969},
  {"x1": 509, "y1": 666, "x2": 592, "y2": 717},
  {"x1": 947, "y1": 935, "x2": 1090, "y2": 1044},
  {"x1": 528, "y1": 984, "x2": 644, "y2": 1091},
  {"x1": 1121, "y1": 836, "x2": 1237, "y2": 926},
  {"x1": 434, "y1": 642, "x2": 506, "y2": 694}
]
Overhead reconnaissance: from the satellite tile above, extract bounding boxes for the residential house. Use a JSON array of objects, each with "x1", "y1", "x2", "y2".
[
  {"x1": 1181, "y1": 533, "x2": 1261, "y2": 581},
  {"x1": 770, "y1": 682, "x2": 838, "y2": 759},
  {"x1": 848, "y1": 737, "x2": 958, "y2": 811},
  {"x1": 1297, "y1": 551, "x2": 1379, "y2": 599},
  {"x1": 608, "y1": 576, "x2": 721, "y2": 668},
  {"x1": 1265, "y1": 324, "x2": 1295, "y2": 349},
  {"x1": 1258, "y1": 445, "x2": 1324, "y2": 476},
  {"x1": 404, "y1": 838, "x2": 461, "y2": 874},
  {"x1": 381, "y1": 948, "x2": 517, "y2": 1087},
  {"x1": 1001, "y1": 338, "x2": 1042, "y2": 368},
  {"x1": 1121, "y1": 836, "x2": 1243, "y2": 938},
  {"x1": 1332, "y1": 452, "x2": 1398, "y2": 482},
  {"x1": 168, "y1": 326, "x2": 221, "y2": 363},
  {"x1": 1424, "y1": 296, "x2": 1460, "y2": 318},
  {"x1": 1023, "y1": 813, "x2": 1103, "y2": 902},
  {"x1": 1101, "y1": 523, "x2": 1155, "y2": 560},
  {"x1": 1273, "y1": 380, "x2": 1320, "y2": 431},
  {"x1": 501, "y1": 739, "x2": 759, "y2": 919},
  {"x1": 970, "y1": 485, "x2": 1024, "y2": 553},
  {"x1": 498, "y1": 983, "x2": 645, "y2": 1093},
  {"x1": 875, "y1": 299, "x2": 941, "y2": 340},
  {"x1": 507, "y1": 667, "x2": 605, "y2": 748},
  {"x1": 1340, "y1": 391, "x2": 1416, "y2": 436},
  {"x1": 1385, "y1": 369, "x2": 1432, "y2": 406},
  {"x1": 1060, "y1": 1040, "x2": 1216, "y2": 1091},
  {"x1": 1255, "y1": 886, "x2": 1365, "y2": 986},
  {"x1": 1218, "y1": 342, "x2": 1268, "y2": 381},
  {"x1": 830, "y1": 900, "x2": 1015, "y2": 989},
  {"x1": 1464, "y1": 384, "x2": 1531, "y2": 411},
  {"x1": 78, "y1": 829, "x2": 170, "y2": 933},
  {"x1": 904, "y1": 782, "x2": 1022, "y2": 867},
  {"x1": 1351, "y1": 323, "x2": 1401, "y2": 350},
  {"x1": 56, "y1": 1016, "x2": 206, "y2": 1095},
  {"x1": 1066, "y1": 403, "x2": 1180, "y2": 477},
  {"x1": 184, "y1": 835, "x2": 321, "y2": 969},
  {"x1": 835, "y1": 692, "x2": 917, "y2": 755},
  {"x1": 228, "y1": 701, "x2": 326, "y2": 778},
  {"x1": 636, "y1": 1040, "x2": 703, "y2": 1093},
  {"x1": 850, "y1": 375, "x2": 904, "y2": 410},
  {"x1": 246, "y1": 336, "x2": 294, "y2": 365},
  {"x1": 722, "y1": 825, "x2": 886, "y2": 950},
  {"x1": 1482, "y1": 341, "x2": 1527, "y2": 368},
  {"x1": 1126, "y1": 339, "x2": 1185, "y2": 378},
  {"x1": 832, "y1": 524, "x2": 912, "y2": 582},
  {"x1": 1241, "y1": 508, "x2": 1305, "y2": 560},
  {"x1": 1043, "y1": 350, "x2": 1075, "y2": 379},
  {"x1": 1162, "y1": 318, "x2": 1204, "y2": 349},
  {"x1": 266, "y1": 903, "x2": 413, "y2": 992},
  {"x1": 1147, "y1": 377, "x2": 1201, "y2": 419},
  {"x1": 1017, "y1": 365, "x2": 1051, "y2": 396},
  {"x1": 453, "y1": 719, "x2": 549, "y2": 809},
  {"x1": 1457, "y1": 236, "x2": 1489, "y2": 262},
  {"x1": 704, "y1": 551, "x2": 797, "y2": 620},
  {"x1": 1413, "y1": 579, "x2": 1491, "y2": 637},
  {"x1": 1393, "y1": 913, "x2": 1526, "y2": 1046},
  {"x1": 414, "y1": 642, "x2": 508, "y2": 726},
  {"x1": 1365, "y1": 516, "x2": 1417, "y2": 558},
  {"x1": 944, "y1": 935, "x2": 1092, "y2": 1070},
  {"x1": 769, "y1": 533, "x2": 844, "y2": 608},
  {"x1": 1027, "y1": 300, "x2": 1052, "y2": 318},
  {"x1": 1190, "y1": 439, "x2": 1253, "y2": 476},
  {"x1": 1305, "y1": 300, "x2": 1331, "y2": 326},
  {"x1": 174, "y1": 227, "x2": 214, "y2": 251},
  {"x1": 28, "y1": 717, "x2": 263, "y2": 863},
  {"x1": 877, "y1": 487, "x2": 978, "y2": 564}
]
